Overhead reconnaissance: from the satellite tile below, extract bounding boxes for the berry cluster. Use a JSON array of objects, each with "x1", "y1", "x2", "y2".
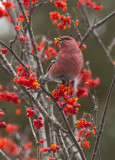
[
  {"x1": 72, "y1": 69, "x2": 100, "y2": 98},
  {"x1": 23, "y1": 0, "x2": 38, "y2": 7},
  {"x1": 54, "y1": 0, "x2": 67, "y2": 11},
  {"x1": 57, "y1": 15, "x2": 71, "y2": 29},
  {"x1": 0, "y1": 91, "x2": 21, "y2": 105},
  {"x1": 26, "y1": 107, "x2": 35, "y2": 117},
  {"x1": 6, "y1": 124, "x2": 19, "y2": 133},
  {"x1": 19, "y1": 35, "x2": 27, "y2": 42},
  {"x1": 1, "y1": 48, "x2": 8, "y2": 54},
  {"x1": 51, "y1": 84, "x2": 80, "y2": 115},
  {"x1": 33, "y1": 116, "x2": 44, "y2": 130},
  {"x1": 50, "y1": 11, "x2": 71, "y2": 29},
  {"x1": 75, "y1": 119, "x2": 96, "y2": 149},
  {"x1": 14, "y1": 64, "x2": 40, "y2": 89},
  {"x1": 2, "y1": 1, "x2": 12, "y2": 10},
  {"x1": 50, "y1": 11, "x2": 60, "y2": 24},
  {"x1": 75, "y1": 119, "x2": 91, "y2": 128},
  {"x1": 31, "y1": 40, "x2": 58, "y2": 63},
  {"x1": 18, "y1": 10, "x2": 29, "y2": 22},
  {"x1": 0, "y1": 137, "x2": 19, "y2": 155},
  {"x1": 76, "y1": 0, "x2": 103, "y2": 11},
  {"x1": 14, "y1": 25, "x2": 21, "y2": 30},
  {"x1": 40, "y1": 143, "x2": 60, "y2": 153},
  {"x1": 0, "y1": 7, "x2": 11, "y2": 22}
]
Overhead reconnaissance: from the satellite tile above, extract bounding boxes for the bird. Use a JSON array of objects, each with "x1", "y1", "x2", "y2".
[{"x1": 39, "y1": 36, "x2": 84, "y2": 85}]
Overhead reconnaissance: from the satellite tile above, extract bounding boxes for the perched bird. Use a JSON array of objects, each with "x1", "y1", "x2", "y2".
[{"x1": 40, "y1": 36, "x2": 83, "y2": 84}]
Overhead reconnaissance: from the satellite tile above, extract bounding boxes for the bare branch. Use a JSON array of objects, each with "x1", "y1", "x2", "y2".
[
  {"x1": 16, "y1": 0, "x2": 44, "y2": 75},
  {"x1": 39, "y1": 83, "x2": 86, "y2": 160},
  {"x1": 28, "y1": 117, "x2": 40, "y2": 160},
  {"x1": 0, "y1": 40, "x2": 29, "y2": 72},
  {"x1": 108, "y1": 37, "x2": 115, "y2": 53},
  {"x1": 91, "y1": 74, "x2": 115, "y2": 160},
  {"x1": 94, "y1": 10, "x2": 115, "y2": 29},
  {"x1": 0, "y1": 149, "x2": 11, "y2": 160}
]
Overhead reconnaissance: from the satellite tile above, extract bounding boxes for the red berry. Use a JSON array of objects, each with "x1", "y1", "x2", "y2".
[
  {"x1": 38, "y1": 116, "x2": 42, "y2": 121},
  {"x1": 44, "y1": 148, "x2": 48, "y2": 152},
  {"x1": 40, "y1": 139, "x2": 44, "y2": 143},
  {"x1": 1, "y1": 48, "x2": 8, "y2": 54},
  {"x1": 87, "y1": 122, "x2": 92, "y2": 126},
  {"x1": 27, "y1": 107, "x2": 31, "y2": 112},
  {"x1": 40, "y1": 122, "x2": 44, "y2": 127},
  {"x1": 83, "y1": 92, "x2": 88, "y2": 97},
  {"x1": 0, "y1": 122, "x2": 6, "y2": 128},
  {"x1": 76, "y1": 103, "x2": 81, "y2": 108},
  {"x1": 56, "y1": 145, "x2": 60, "y2": 150},
  {"x1": 0, "y1": 112, "x2": 5, "y2": 116},
  {"x1": 53, "y1": 148, "x2": 57, "y2": 152},
  {"x1": 85, "y1": 82, "x2": 89, "y2": 86}
]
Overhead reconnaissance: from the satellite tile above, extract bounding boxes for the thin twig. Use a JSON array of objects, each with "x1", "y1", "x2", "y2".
[
  {"x1": 0, "y1": 149, "x2": 11, "y2": 160},
  {"x1": 28, "y1": 117, "x2": 40, "y2": 160},
  {"x1": 94, "y1": 10, "x2": 115, "y2": 29},
  {"x1": 91, "y1": 94, "x2": 98, "y2": 126},
  {"x1": 56, "y1": 129, "x2": 69, "y2": 160},
  {"x1": 0, "y1": 40, "x2": 29, "y2": 72},
  {"x1": 29, "y1": 0, "x2": 32, "y2": 28},
  {"x1": 71, "y1": 20, "x2": 82, "y2": 41},
  {"x1": 79, "y1": 19, "x2": 96, "y2": 48},
  {"x1": 108, "y1": 37, "x2": 115, "y2": 53},
  {"x1": 35, "y1": 0, "x2": 49, "y2": 8},
  {"x1": 93, "y1": 30, "x2": 115, "y2": 70},
  {"x1": 91, "y1": 74, "x2": 115, "y2": 160},
  {"x1": 79, "y1": 3, "x2": 115, "y2": 71}
]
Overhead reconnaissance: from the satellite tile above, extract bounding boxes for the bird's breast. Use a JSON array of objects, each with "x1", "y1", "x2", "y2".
[{"x1": 49, "y1": 52, "x2": 83, "y2": 82}]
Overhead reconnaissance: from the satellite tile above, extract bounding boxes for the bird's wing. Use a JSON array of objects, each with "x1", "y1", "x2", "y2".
[{"x1": 46, "y1": 55, "x2": 59, "y2": 72}]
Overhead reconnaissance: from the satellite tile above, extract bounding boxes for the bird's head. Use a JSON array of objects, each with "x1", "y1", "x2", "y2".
[{"x1": 54, "y1": 36, "x2": 78, "y2": 49}]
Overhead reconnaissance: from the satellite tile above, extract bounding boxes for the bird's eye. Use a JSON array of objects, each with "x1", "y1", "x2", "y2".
[{"x1": 61, "y1": 37, "x2": 71, "y2": 41}]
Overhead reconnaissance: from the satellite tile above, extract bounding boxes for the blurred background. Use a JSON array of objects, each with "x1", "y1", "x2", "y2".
[{"x1": 0, "y1": 0, "x2": 115, "y2": 159}]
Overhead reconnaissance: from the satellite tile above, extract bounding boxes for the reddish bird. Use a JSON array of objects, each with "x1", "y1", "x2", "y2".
[{"x1": 40, "y1": 36, "x2": 83, "y2": 84}]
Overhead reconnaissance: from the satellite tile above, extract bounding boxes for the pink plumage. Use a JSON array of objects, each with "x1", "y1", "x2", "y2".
[{"x1": 41, "y1": 36, "x2": 83, "y2": 84}]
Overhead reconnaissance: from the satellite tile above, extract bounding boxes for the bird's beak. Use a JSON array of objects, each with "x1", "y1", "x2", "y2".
[{"x1": 54, "y1": 38, "x2": 62, "y2": 47}]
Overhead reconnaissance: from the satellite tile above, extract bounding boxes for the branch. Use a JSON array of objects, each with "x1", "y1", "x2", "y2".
[
  {"x1": 39, "y1": 84, "x2": 86, "y2": 160},
  {"x1": 35, "y1": 0, "x2": 49, "y2": 8},
  {"x1": 108, "y1": 37, "x2": 115, "y2": 53},
  {"x1": 91, "y1": 74, "x2": 115, "y2": 160},
  {"x1": 28, "y1": 117, "x2": 40, "y2": 160},
  {"x1": 16, "y1": 0, "x2": 44, "y2": 75},
  {"x1": 79, "y1": 10, "x2": 115, "y2": 48},
  {"x1": 71, "y1": 20, "x2": 82, "y2": 41},
  {"x1": 91, "y1": 94, "x2": 98, "y2": 126},
  {"x1": 0, "y1": 149, "x2": 11, "y2": 160},
  {"x1": 0, "y1": 52, "x2": 67, "y2": 134},
  {"x1": 56, "y1": 129, "x2": 69, "y2": 159},
  {"x1": 94, "y1": 10, "x2": 115, "y2": 29},
  {"x1": 78, "y1": 4, "x2": 115, "y2": 70},
  {"x1": 93, "y1": 30, "x2": 115, "y2": 70},
  {"x1": 0, "y1": 40, "x2": 29, "y2": 72}
]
